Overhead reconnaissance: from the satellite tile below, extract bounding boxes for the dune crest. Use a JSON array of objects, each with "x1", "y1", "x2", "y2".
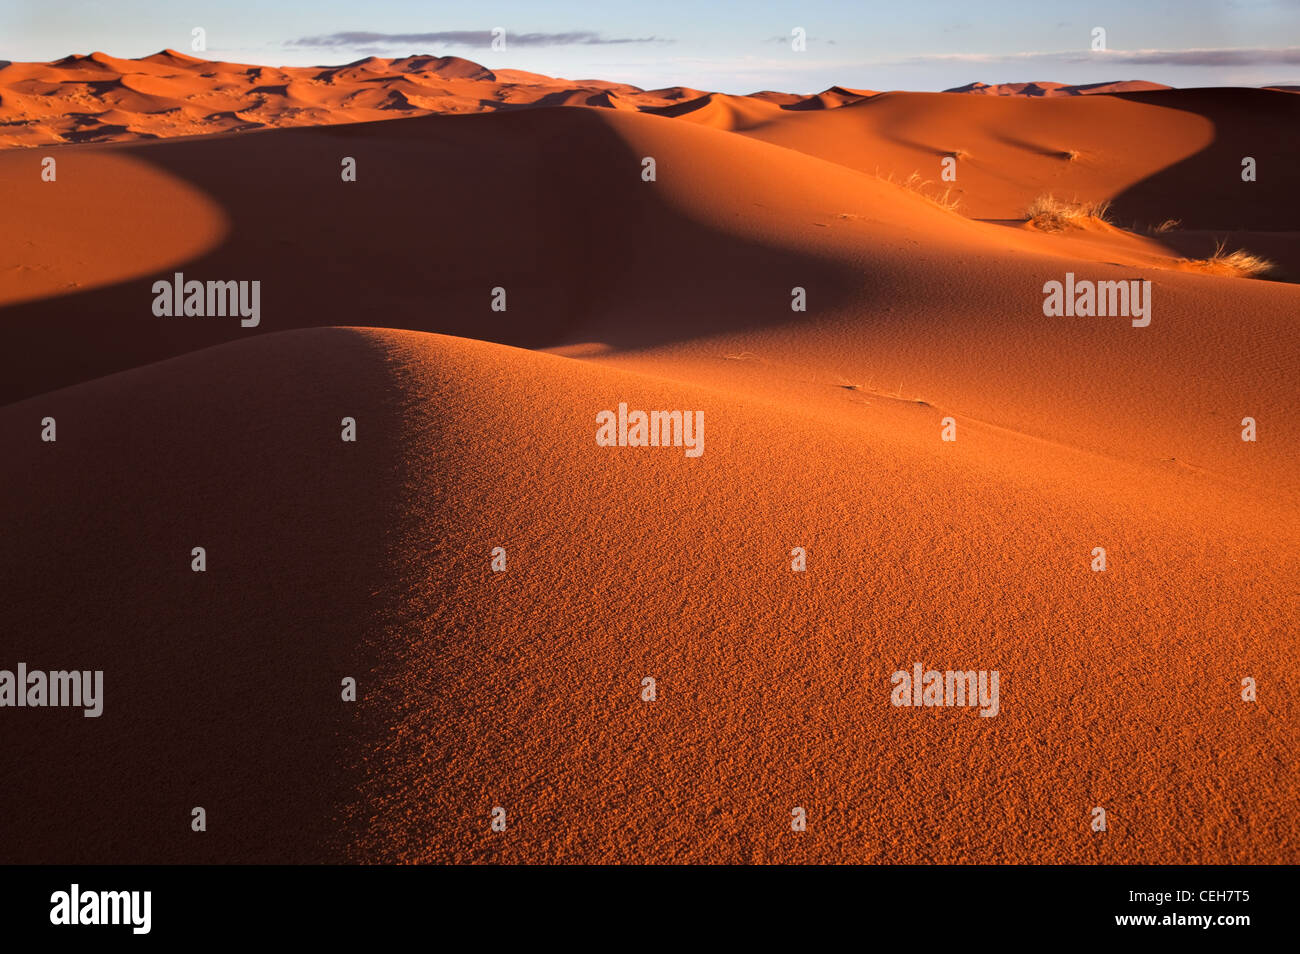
[{"x1": 0, "y1": 50, "x2": 1193, "y2": 148}]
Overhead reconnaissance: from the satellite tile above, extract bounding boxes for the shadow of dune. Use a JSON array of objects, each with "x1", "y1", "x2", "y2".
[
  {"x1": 1107, "y1": 88, "x2": 1300, "y2": 230},
  {"x1": 0, "y1": 326, "x2": 410, "y2": 862},
  {"x1": 989, "y1": 132, "x2": 1076, "y2": 159},
  {"x1": 1, "y1": 106, "x2": 867, "y2": 405},
  {"x1": 877, "y1": 132, "x2": 955, "y2": 158},
  {"x1": 62, "y1": 123, "x2": 145, "y2": 143}
]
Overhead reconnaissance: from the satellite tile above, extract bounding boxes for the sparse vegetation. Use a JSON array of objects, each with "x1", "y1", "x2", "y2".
[
  {"x1": 1151, "y1": 218, "x2": 1181, "y2": 234},
  {"x1": 876, "y1": 169, "x2": 962, "y2": 213},
  {"x1": 1024, "y1": 194, "x2": 1112, "y2": 231},
  {"x1": 1183, "y1": 240, "x2": 1274, "y2": 278},
  {"x1": 1059, "y1": 148, "x2": 1082, "y2": 161}
]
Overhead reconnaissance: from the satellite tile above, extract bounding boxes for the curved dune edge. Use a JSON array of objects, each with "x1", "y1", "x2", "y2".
[
  {"x1": 337, "y1": 327, "x2": 1297, "y2": 863},
  {"x1": 3, "y1": 100, "x2": 1296, "y2": 405},
  {"x1": 6, "y1": 326, "x2": 1293, "y2": 862},
  {"x1": 0, "y1": 150, "x2": 230, "y2": 307},
  {"x1": 3, "y1": 102, "x2": 1298, "y2": 495}
]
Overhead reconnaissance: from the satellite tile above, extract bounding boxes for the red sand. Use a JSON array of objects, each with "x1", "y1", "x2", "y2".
[{"x1": 0, "y1": 54, "x2": 1296, "y2": 864}]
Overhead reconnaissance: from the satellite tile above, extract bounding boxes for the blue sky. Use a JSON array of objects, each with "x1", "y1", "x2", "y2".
[{"x1": 4, "y1": 0, "x2": 1298, "y2": 92}]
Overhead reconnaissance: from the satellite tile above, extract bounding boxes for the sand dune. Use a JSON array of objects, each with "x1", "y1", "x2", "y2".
[
  {"x1": 945, "y1": 80, "x2": 1172, "y2": 96},
  {"x1": 342, "y1": 328, "x2": 1296, "y2": 864},
  {"x1": 785, "y1": 86, "x2": 880, "y2": 110},
  {"x1": 0, "y1": 329, "x2": 398, "y2": 862},
  {"x1": 2, "y1": 319, "x2": 1294, "y2": 863},
  {"x1": 738, "y1": 88, "x2": 1299, "y2": 227},
  {"x1": 1, "y1": 53, "x2": 1296, "y2": 863},
  {"x1": 647, "y1": 91, "x2": 788, "y2": 129},
  {"x1": 0, "y1": 50, "x2": 797, "y2": 146},
  {"x1": 0, "y1": 50, "x2": 1217, "y2": 149},
  {"x1": 3, "y1": 92, "x2": 1295, "y2": 401}
]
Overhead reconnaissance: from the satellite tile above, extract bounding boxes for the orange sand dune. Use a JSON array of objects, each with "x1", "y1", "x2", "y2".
[
  {"x1": 1, "y1": 320, "x2": 1294, "y2": 863},
  {"x1": 646, "y1": 91, "x2": 787, "y2": 129},
  {"x1": 945, "y1": 80, "x2": 1171, "y2": 96},
  {"x1": 2, "y1": 96, "x2": 1295, "y2": 403},
  {"x1": 5, "y1": 51, "x2": 1290, "y2": 266},
  {"x1": 1, "y1": 57, "x2": 1296, "y2": 864},
  {"x1": 0, "y1": 50, "x2": 1202, "y2": 150},
  {"x1": 778, "y1": 86, "x2": 881, "y2": 111},
  {"x1": 0, "y1": 50, "x2": 789, "y2": 146},
  {"x1": 738, "y1": 88, "x2": 1299, "y2": 227}
]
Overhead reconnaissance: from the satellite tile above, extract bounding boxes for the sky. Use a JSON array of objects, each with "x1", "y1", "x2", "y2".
[{"x1": 4, "y1": 0, "x2": 1299, "y2": 93}]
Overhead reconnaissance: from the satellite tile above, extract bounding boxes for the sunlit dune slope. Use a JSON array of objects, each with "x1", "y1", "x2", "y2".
[{"x1": 737, "y1": 88, "x2": 1300, "y2": 228}]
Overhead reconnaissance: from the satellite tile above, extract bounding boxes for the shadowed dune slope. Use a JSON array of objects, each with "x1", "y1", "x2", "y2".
[{"x1": 0, "y1": 328, "x2": 402, "y2": 862}]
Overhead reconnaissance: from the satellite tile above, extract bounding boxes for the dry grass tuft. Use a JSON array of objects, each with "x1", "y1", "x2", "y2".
[
  {"x1": 1024, "y1": 194, "x2": 1112, "y2": 231},
  {"x1": 877, "y1": 169, "x2": 963, "y2": 213},
  {"x1": 1183, "y1": 240, "x2": 1274, "y2": 278}
]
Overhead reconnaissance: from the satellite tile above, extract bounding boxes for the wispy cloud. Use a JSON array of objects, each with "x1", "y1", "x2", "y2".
[
  {"x1": 286, "y1": 30, "x2": 672, "y2": 50},
  {"x1": 764, "y1": 36, "x2": 836, "y2": 45},
  {"x1": 898, "y1": 47, "x2": 1300, "y2": 67},
  {"x1": 1095, "y1": 47, "x2": 1300, "y2": 66}
]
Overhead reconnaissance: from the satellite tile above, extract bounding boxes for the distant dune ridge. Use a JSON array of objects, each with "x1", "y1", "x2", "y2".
[
  {"x1": 943, "y1": 80, "x2": 1172, "y2": 96},
  {"x1": 0, "y1": 50, "x2": 1296, "y2": 864},
  {"x1": 0, "y1": 49, "x2": 1185, "y2": 147}
]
